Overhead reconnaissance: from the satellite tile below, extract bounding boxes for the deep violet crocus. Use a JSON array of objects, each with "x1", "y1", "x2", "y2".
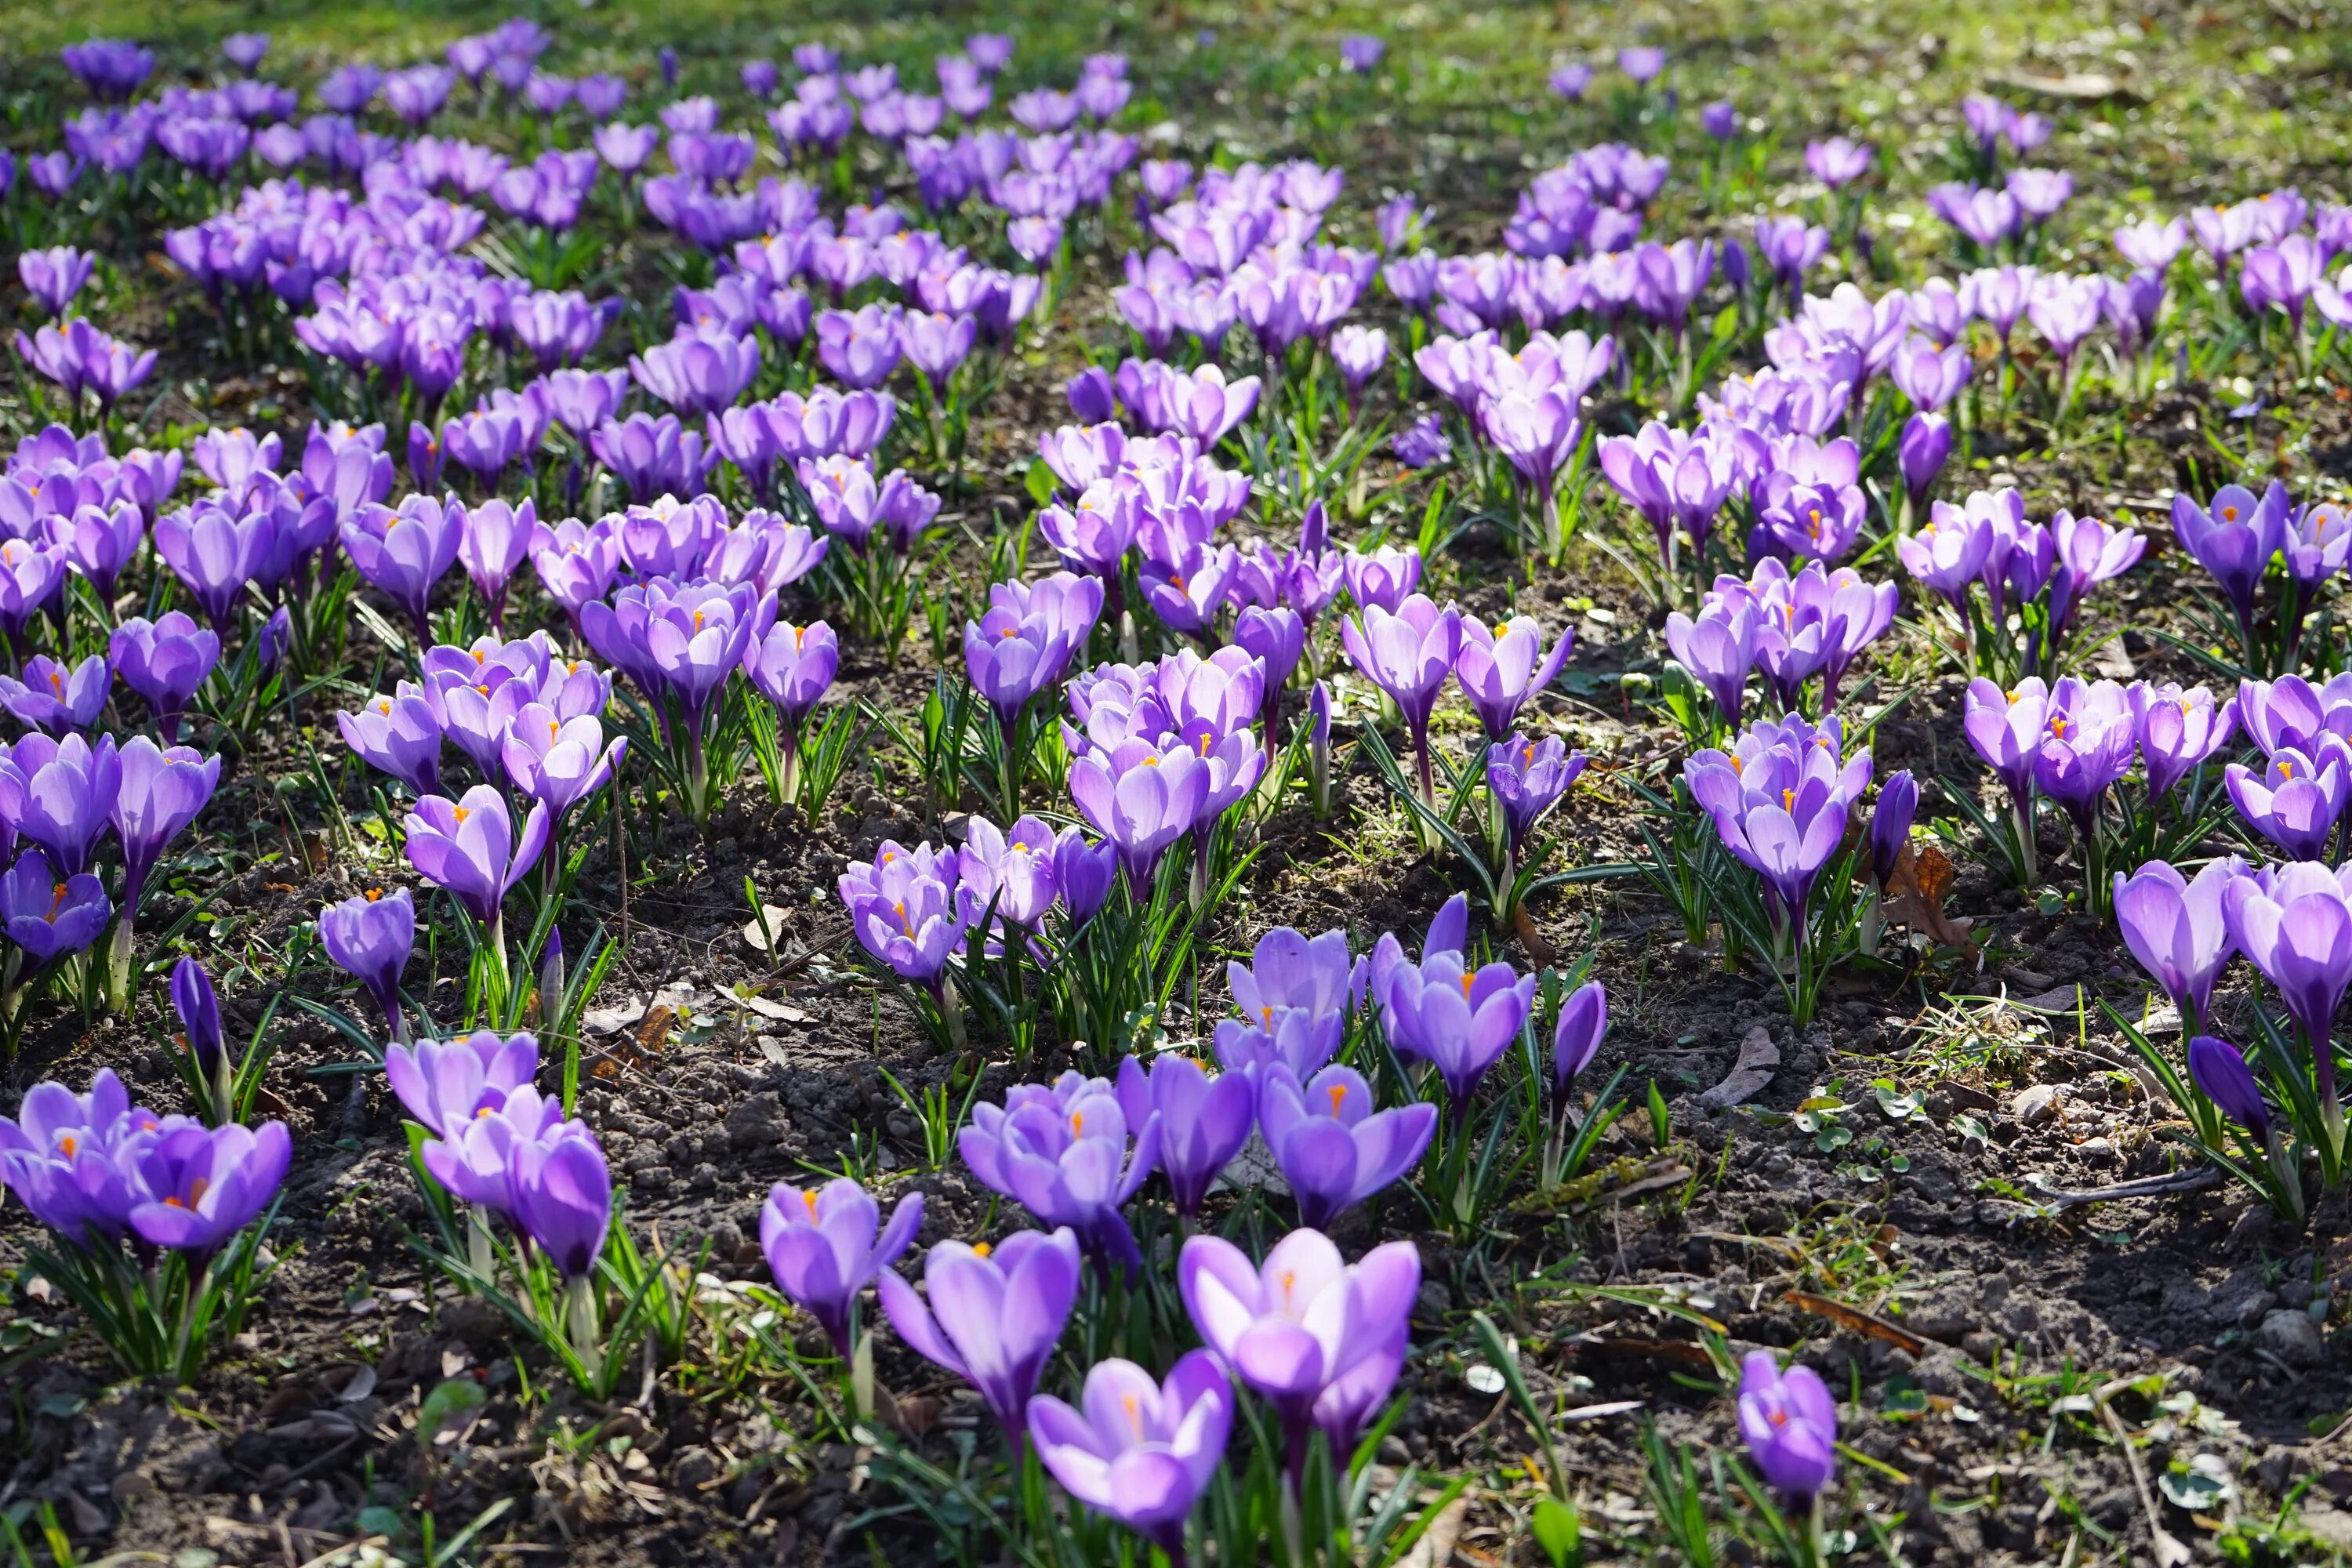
[
  {"x1": 1178, "y1": 1229, "x2": 1420, "y2": 1476},
  {"x1": 320, "y1": 886, "x2": 416, "y2": 1041},
  {"x1": 2111, "y1": 858, "x2": 2243, "y2": 1036},
  {"x1": 129, "y1": 1120, "x2": 292, "y2": 1258},
  {"x1": 1028, "y1": 1349, "x2": 1231, "y2": 1558},
  {"x1": 1737, "y1": 1352, "x2": 1838, "y2": 1506},
  {"x1": 0, "y1": 850, "x2": 110, "y2": 964},
  {"x1": 1113, "y1": 1053, "x2": 1254, "y2": 1221},
  {"x1": 760, "y1": 1177, "x2": 924, "y2": 1356},
  {"x1": 2, "y1": 731, "x2": 121, "y2": 877},
  {"x1": 2189, "y1": 1034, "x2": 2272, "y2": 1139},
  {"x1": 0, "y1": 652, "x2": 110, "y2": 733},
  {"x1": 878, "y1": 1227, "x2": 1083, "y2": 1451},
  {"x1": 1255, "y1": 1062, "x2": 1436, "y2": 1229}
]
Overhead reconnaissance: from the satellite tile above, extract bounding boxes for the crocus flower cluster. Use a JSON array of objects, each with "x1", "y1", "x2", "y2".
[{"x1": 1684, "y1": 715, "x2": 1874, "y2": 961}]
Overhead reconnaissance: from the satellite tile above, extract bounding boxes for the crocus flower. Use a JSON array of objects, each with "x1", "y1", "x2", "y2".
[
  {"x1": 506, "y1": 1130, "x2": 611, "y2": 1279},
  {"x1": 1068, "y1": 738, "x2": 1212, "y2": 892},
  {"x1": 2033, "y1": 677, "x2": 2137, "y2": 840},
  {"x1": 1963, "y1": 677, "x2": 2046, "y2": 808},
  {"x1": 2, "y1": 731, "x2": 120, "y2": 877},
  {"x1": 0, "y1": 652, "x2": 111, "y2": 734},
  {"x1": 761, "y1": 1178, "x2": 924, "y2": 1355},
  {"x1": 960, "y1": 1072, "x2": 1162, "y2": 1270},
  {"x1": 499, "y1": 707, "x2": 626, "y2": 820},
  {"x1": 111, "y1": 738, "x2": 220, "y2": 913},
  {"x1": 1664, "y1": 600, "x2": 1756, "y2": 727},
  {"x1": 1379, "y1": 949, "x2": 1537, "y2": 1123},
  {"x1": 1552, "y1": 978, "x2": 1608, "y2": 1096},
  {"x1": 2172, "y1": 482, "x2": 2290, "y2": 646},
  {"x1": 878, "y1": 1227, "x2": 1083, "y2": 1448},
  {"x1": 18, "y1": 247, "x2": 96, "y2": 318},
  {"x1": 128, "y1": 1120, "x2": 292, "y2": 1256},
  {"x1": 1341, "y1": 546, "x2": 1422, "y2": 612},
  {"x1": 2112, "y1": 858, "x2": 2243, "y2": 1033},
  {"x1": 343, "y1": 494, "x2": 464, "y2": 644},
  {"x1": 1256, "y1": 1063, "x2": 1436, "y2": 1229},
  {"x1": 336, "y1": 686, "x2": 443, "y2": 797},
  {"x1": 1453, "y1": 615, "x2": 1571, "y2": 742},
  {"x1": 2188, "y1": 1035, "x2": 2270, "y2": 1137},
  {"x1": 2226, "y1": 746, "x2": 2347, "y2": 862},
  {"x1": 964, "y1": 573, "x2": 1104, "y2": 741},
  {"x1": 838, "y1": 839, "x2": 970, "y2": 999},
  {"x1": 457, "y1": 497, "x2": 536, "y2": 630},
  {"x1": 383, "y1": 1030, "x2": 539, "y2": 1136},
  {"x1": 0, "y1": 849, "x2": 111, "y2": 961},
  {"x1": 1488, "y1": 734, "x2": 1586, "y2": 855},
  {"x1": 151, "y1": 505, "x2": 265, "y2": 634},
  {"x1": 403, "y1": 786, "x2": 550, "y2": 934},
  {"x1": 1737, "y1": 1352, "x2": 1838, "y2": 1505},
  {"x1": 320, "y1": 887, "x2": 415, "y2": 1039},
  {"x1": 1342, "y1": 593, "x2": 1462, "y2": 802},
  {"x1": 1029, "y1": 1349, "x2": 1230, "y2": 1557},
  {"x1": 2224, "y1": 862, "x2": 2352, "y2": 1099},
  {"x1": 1115, "y1": 1053, "x2": 1255, "y2": 1221},
  {"x1": 2129, "y1": 683, "x2": 2234, "y2": 800},
  {"x1": 171, "y1": 956, "x2": 223, "y2": 1077},
  {"x1": 1178, "y1": 1229, "x2": 1420, "y2": 1466}
]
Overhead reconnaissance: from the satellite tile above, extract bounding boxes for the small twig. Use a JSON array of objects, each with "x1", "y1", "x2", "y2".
[
  {"x1": 2025, "y1": 1168, "x2": 2220, "y2": 1210},
  {"x1": 2093, "y1": 1378, "x2": 2193, "y2": 1568}
]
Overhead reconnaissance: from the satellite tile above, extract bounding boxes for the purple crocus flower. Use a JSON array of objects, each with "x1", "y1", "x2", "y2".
[
  {"x1": 1341, "y1": 593, "x2": 1463, "y2": 800},
  {"x1": 383, "y1": 1030, "x2": 539, "y2": 1136},
  {"x1": 2223, "y1": 862, "x2": 2352, "y2": 1111},
  {"x1": 1804, "y1": 137, "x2": 1873, "y2": 188},
  {"x1": 2189, "y1": 1035, "x2": 2271, "y2": 1137},
  {"x1": 1898, "y1": 414, "x2": 1952, "y2": 507},
  {"x1": 964, "y1": 572, "x2": 1105, "y2": 742},
  {"x1": 760, "y1": 1177, "x2": 924, "y2": 1355},
  {"x1": 1489, "y1": 734, "x2": 1587, "y2": 855},
  {"x1": 128, "y1": 1120, "x2": 292, "y2": 1257},
  {"x1": 2112, "y1": 858, "x2": 2243, "y2": 1034},
  {"x1": 320, "y1": 886, "x2": 415, "y2": 1040},
  {"x1": 1618, "y1": 46, "x2": 1665, "y2": 82},
  {"x1": 1737, "y1": 1352, "x2": 1838, "y2": 1505},
  {"x1": 110, "y1": 737, "x2": 220, "y2": 917},
  {"x1": 0, "y1": 652, "x2": 110, "y2": 734},
  {"x1": 1553, "y1": 979, "x2": 1609, "y2": 1096},
  {"x1": 2225, "y1": 745, "x2": 2347, "y2": 862},
  {"x1": 1178, "y1": 1229, "x2": 1420, "y2": 1469},
  {"x1": 1341, "y1": 546, "x2": 1422, "y2": 613},
  {"x1": 2, "y1": 731, "x2": 120, "y2": 878},
  {"x1": 506, "y1": 1130, "x2": 611, "y2": 1279},
  {"x1": 2129, "y1": 682, "x2": 2235, "y2": 799},
  {"x1": 2033, "y1": 677, "x2": 2136, "y2": 840},
  {"x1": 336, "y1": 685, "x2": 443, "y2": 797},
  {"x1": 1256, "y1": 1062, "x2": 1436, "y2": 1229},
  {"x1": 837, "y1": 839, "x2": 969, "y2": 995},
  {"x1": 1381, "y1": 948, "x2": 1537, "y2": 1122},
  {"x1": 1068, "y1": 739, "x2": 1212, "y2": 892},
  {"x1": 500, "y1": 709, "x2": 626, "y2": 821},
  {"x1": 343, "y1": 494, "x2": 463, "y2": 644},
  {"x1": 2172, "y1": 481, "x2": 2290, "y2": 647},
  {"x1": 1115, "y1": 1053, "x2": 1254, "y2": 1221},
  {"x1": 18, "y1": 248, "x2": 96, "y2": 319},
  {"x1": 0, "y1": 849, "x2": 111, "y2": 962},
  {"x1": 403, "y1": 786, "x2": 550, "y2": 937},
  {"x1": 1454, "y1": 615, "x2": 1571, "y2": 742},
  {"x1": 1029, "y1": 1350, "x2": 1230, "y2": 1556},
  {"x1": 878, "y1": 1227, "x2": 1083, "y2": 1450},
  {"x1": 1664, "y1": 600, "x2": 1756, "y2": 727},
  {"x1": 171, "y1": 956, "x2": 223, "y2": 1081},
  {"x1": 152, "y1": 503, "x2": 268, "y2": 634},
  {"x1": 960, "y1": 1071, "x2": 1162, "y2": 1271},
  {"x1": 743, "y1": 620, "x2": 838, "y2": 781}
]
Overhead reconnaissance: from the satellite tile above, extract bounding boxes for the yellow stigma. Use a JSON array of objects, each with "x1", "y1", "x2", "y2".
[{"x1": 972, "y1": 1240, "x2": 993, "y2": 1258}]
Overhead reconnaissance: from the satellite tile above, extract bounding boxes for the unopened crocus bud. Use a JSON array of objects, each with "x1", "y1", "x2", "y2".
[
  {"x1": 539, "y1": 927, "x2": 567, "y2": 1023},
  {"x1": 172, "y1": 954, "x2": 223, "y2": 1073},
  {"x1": 2188, "y1": 1034, "x2": 2269, "y2": 1138},
  {"x1": 1898, "y1": 412, "x2": 1951, "y2": 506},
  {"x1": 1065, "y1": 365, "x2": 1115, "y2": 423},
  {"x1": 406, "y1": 420, "x2": 443, "y2": 492},
  {"x1": 1551, "y1": 978, "x2": 1607, "y2": 1098}
]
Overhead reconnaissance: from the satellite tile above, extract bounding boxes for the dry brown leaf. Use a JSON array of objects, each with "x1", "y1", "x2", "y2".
[
  {"x1": 1784, "y1": 1290, "x2": 1929, "y2": 1356},
  {"x1": 1880, "y1": 844, "x2": 1975, "y2": 950}
]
